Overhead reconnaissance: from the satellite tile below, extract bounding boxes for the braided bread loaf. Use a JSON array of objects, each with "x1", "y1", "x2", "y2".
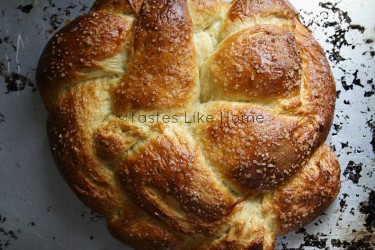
[{"x1": 37, "y1": 0, "x2": 340, "y2": 249}]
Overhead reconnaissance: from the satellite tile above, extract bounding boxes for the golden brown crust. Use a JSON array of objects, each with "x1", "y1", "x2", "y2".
[
  {"x1": 115, "y1": 129, "x2": 236, "y2": 235},
  {"x1": 264, "y1": 144, "x2": 341, "y2": 234},
  {"x1": 193, "y1": 104, "x2": 309, "y2": 193},
  {"x1": 90, "y1": 0, "x2": 144, "y2": 14},
  {"x1": 107, "y1": 202, "x2": 184, "y2": 250},
  {"x1": 94, "y1": 119, "x2": 149, "y2": 161},
  {"x1": 46, "y1": 81, "x2": 124, "y2": 214},
  {"x1": 228, "y1": 0, "x2": 297, "y2": 21},
  {"x1": 200, "y1": 25, "x2": 302, "y2": 102},
  {"x1": 36, "y1": 0, "x2": 340, "y2": 249},
  {"x1": 37, "y1": 12, "x2": 132, "y2": 109},
  {"x1": 113, "y1": 0, "x2": 197, "y2": 112},
  {"x1": 293, "y1": 21, "x2": 336, "y2": 144}
]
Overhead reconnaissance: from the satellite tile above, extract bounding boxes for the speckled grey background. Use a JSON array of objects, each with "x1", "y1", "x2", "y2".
[{"x1": 0, "y1": 0, "x2": 374, "y2": 249}]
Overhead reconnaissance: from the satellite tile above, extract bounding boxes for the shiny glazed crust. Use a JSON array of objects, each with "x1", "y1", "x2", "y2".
[{"x1": 36, "y1": 0, "x2": 340, "y2": 249}]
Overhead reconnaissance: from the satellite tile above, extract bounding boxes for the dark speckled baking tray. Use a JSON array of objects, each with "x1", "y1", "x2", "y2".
[{"x1": 0, "y1": 0, "x2": 374, "y2": 249}]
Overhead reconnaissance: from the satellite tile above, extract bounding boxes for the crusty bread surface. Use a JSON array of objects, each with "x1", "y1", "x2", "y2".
[{"x1": 37, "y1": 0, "x2": 340, "y2": 249}]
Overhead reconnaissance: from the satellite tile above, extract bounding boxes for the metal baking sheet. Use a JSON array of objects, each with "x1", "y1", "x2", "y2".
[{"x1": 0, "y1": 0, "x2": 374, "y2": 249}]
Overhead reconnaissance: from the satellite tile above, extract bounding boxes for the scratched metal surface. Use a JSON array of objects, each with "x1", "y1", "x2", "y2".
[{"x1": 0, "y1": 0, "x2": 374, "y2": 249}]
